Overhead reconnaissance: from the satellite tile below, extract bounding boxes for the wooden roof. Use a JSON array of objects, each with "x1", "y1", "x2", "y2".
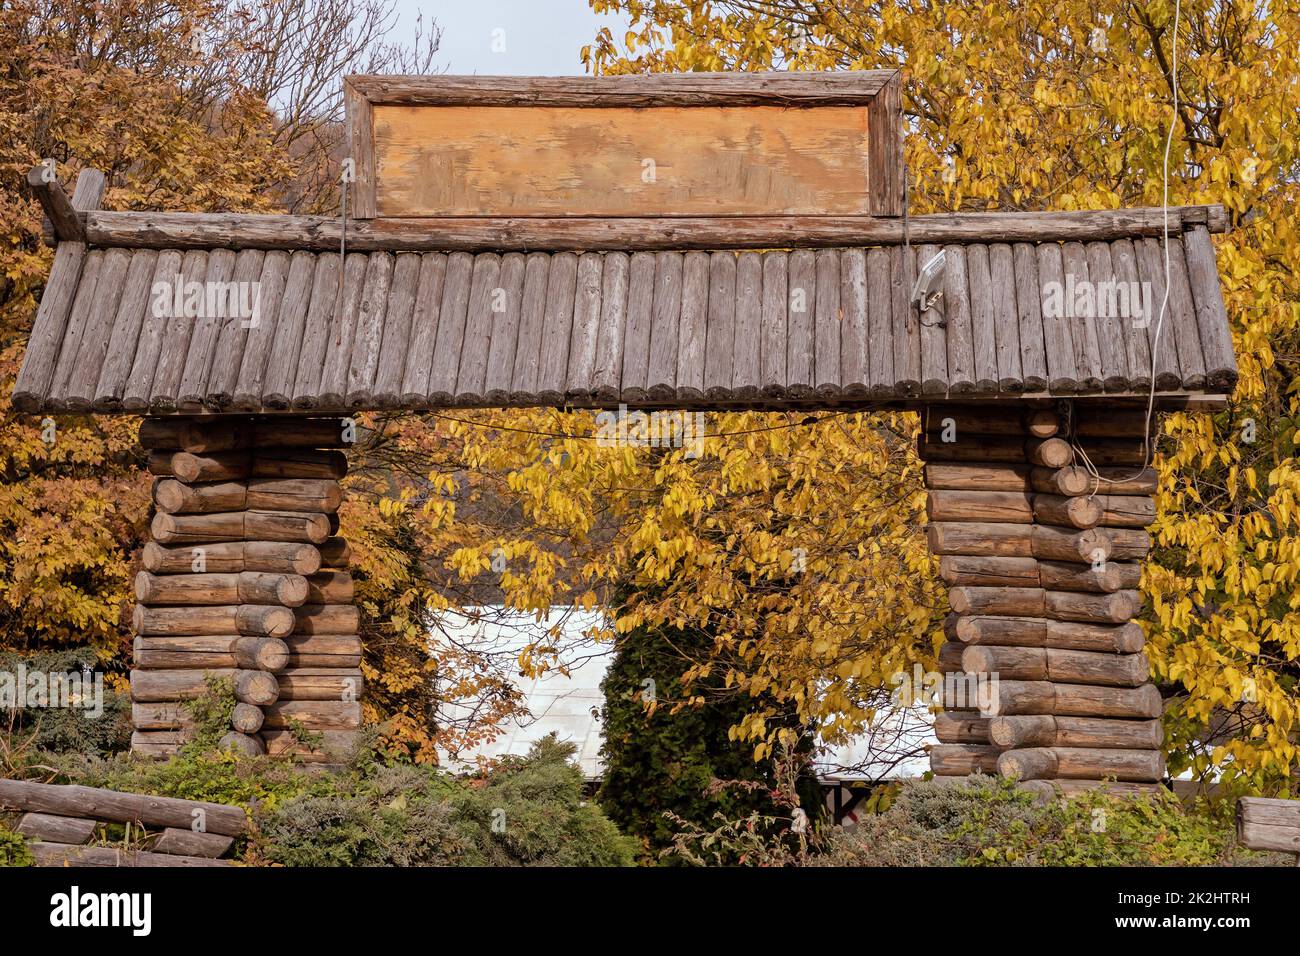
[{"x1": 13, "y1": 189, "x2": 1237, "y2": 415}]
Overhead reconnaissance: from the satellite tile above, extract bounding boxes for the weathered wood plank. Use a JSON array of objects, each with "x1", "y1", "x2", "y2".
[
  {"x1": 483, "y1": 252, "x2": 525, "y2": 404},
  {"x1": 536, "y1": 251, "x2": 577, "y2": 404},
  {"x1": 121, "y1": 250, "x2": 185, "y2": 412},
  {"x1": 228, "y1": 250, "x2": 292, "y2": 411},
  {"x1": 63, "y1": 247, "x2": 131, "y2": 409},
  {"x1": 813, "y1": 248, "x2": 841, "y2": 399},
  {"x1": 619, "y1": 251, "x2": 657, "y2": 402},
  {"x1": 565, "y1": 252, "x2": 604, "y2": 402},
  {"x1": 785, "y1": 249, "x2": 816, "y2": 398},
  {"x1": 370, "y1": 251, "x2": 421, "y2": 406},
  {"x1": 351, "y1": 70, "x2": 895, "y2": 106},
  {"x1": 964, "y1": 244, "x2": 1000, "y2": 393},
  {"x1": 676, "y1": 251, "x2": 710, "y2": 400},
  {"x1": 345, "y1": 251, "x2": 394, "y2": 407},
  {"x1": 1012, "y1": 243, "x2": 1049, "y2": 392},
  {"x1": 1107, "y1": 239, "x2": 1153, "y2": 391},
  {"x1": 1133, "y1": 237, "x2": 1196, "y2": 390},
  {"x1": 175, "y1": 248, "x2": 237, "y2": 409},
  {"x1": 202, "y1": 248, "x2": 268, "y2": 408},
  {"x1": 759, "y1": 251, "x2": 788, "y2": 396},
  {"x1": 593, "y1": 251, "x2": 629, "y2": 402},
  {"x1": 839, "y1": 248, "x2": 868, "y2": 397},
  {"x1": 865, "y1": 246, "x2": 895, "y2": 396},
  {"x1": 47, "y1": 249, "x2": 104, "y2": 409},
  {"x1": 398, "y1": 252, "x2": 447, "y2": 406},
  {"x1": 943, "y1": 244, "x2": 976, "y2": 394},
  {"x1": 1084, "y1": 241, "x2": 1131, "y2": 391},
  {"x1": 916, "y1": 244, "x2": 948, "y2": 395},
  {"x1": 258, "y1": 251, "x2": 318, "y2": 408},
  {"x1": 1034, "y1": 242, "x2": 1079, "y2": 393},
  {"x1": 316, "y1": 251, "x2": 370, "y2": 408},
  {"x1": 289, "y1": 252, "x2": 342, "y2": 408},
  {"x1": 12, "y1": 168, "x2": 106, "y2": 412},
  {"x1": 91, "y1": 248, "x2": 161, "y2": 410},
  {"x1": 454, "y1": 252, "x2": 500, "y2": 404},
  {"x1": 884, "y1": 246, "x2": 918, "y2": 398},
  {"x1": 646, "y1": 252, "x2": 682, "y2": 400},
  {"x1": 426, "y1": 251, "x2": 474, "y2": 405},
  {"x1": 704, "y1": 251, "x2": 737, "y2": 400},
  {"x1": 83, "y1": 204, "x2": 1229, "y2": 252},
  {"x1": 1181, "y1": 226, "x2": 1237, "y2": 391},
  {"x1": 509, "y1": 252, "x2": 550, "y2": 402},
  {"x1": 1060, "y1": 241, "x2": 1104, "y2": 392}
]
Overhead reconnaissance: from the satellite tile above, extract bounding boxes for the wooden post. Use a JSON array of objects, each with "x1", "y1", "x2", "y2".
[
  {"x1": 132, "y1": 416, "x2": 361, "y2": 762},
  {"x1": 919, "y1": 401, "x2": 1164, "y2": 793}
]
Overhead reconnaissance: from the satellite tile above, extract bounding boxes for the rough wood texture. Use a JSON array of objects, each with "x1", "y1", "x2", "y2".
[
  {"x1": 373, "y1": 103, "x2": 879, "y2": 218},
  {"x1": 0, "y1": 778, "x2": 246, "y2": 835},
  {"x1": 989, "y1": 715, "x2": 1162, "y2": 750},
  {"x1": 997, "y1": 747, "x2": 1164, "y2": 783},
  {"x1": 150, "y1": 827, "x2": 235, "y2": 859},
  {"x1": 929, "y1": 744, "x2": 1004, "y2": 775},
  {"x1": 961, "y1": 645, "x2": 1150, "y2": 687},
  {"x1": 27, "y1": 842, "x2": 234, "y2": 867},
  {"x1": 988, "y1": 680, "x2": 1163, "y2": 719},
  {"x1": 19, "y1": 232, "x2": 1233, "y2": 413},
  {"x1": 16, "y1": 812, "x2": 98, "y2": 845},
  {"x1": 949, "y1": 616, "x2": 1145, "y2": 653}
]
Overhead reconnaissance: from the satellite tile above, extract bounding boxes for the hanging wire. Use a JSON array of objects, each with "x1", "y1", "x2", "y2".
[{"x1": 1070, "y1": 0, "x2": 1181, "y2": 496}]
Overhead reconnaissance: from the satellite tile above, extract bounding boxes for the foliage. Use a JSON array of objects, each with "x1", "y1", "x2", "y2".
[
  {"x1": 0, "y1": 826, "x2": 33, "y2": 867},
  {"x1": 582, "y1": 0, "x2": 1300, "y2": 789},
  {"x1": 599, "y1": 614, "x2": 820, "y2": 861},
  {"x1": 260, "y1": 735, "x2": 637, "y2": 867},
  {"x1": 180, "y1": 676, "x2": 238, "y2": 754},
  {"x1": 818, "y1": 776, "x2": 1285, "y2": 867},
  {"x1": 0, "y1": 648, "x2": 130, "y2": 756}
]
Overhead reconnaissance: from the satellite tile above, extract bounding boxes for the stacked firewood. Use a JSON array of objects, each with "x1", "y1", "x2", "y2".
[
  {"x1": 919, "y1": 402, "x2": 1165, "y2": 795},
  {"x1": 132, "y1": 416, "x2": 362, "y2": 762}
]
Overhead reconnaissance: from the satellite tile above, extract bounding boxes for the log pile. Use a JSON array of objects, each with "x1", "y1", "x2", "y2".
[
  {"x1": 133, "y1": 416, "x2": 361, "y2": 762},
  {"x1": 0, "y1": 778, "x2": 244, "y2": 866},
  {"x1": 920, "y1": 402, "x2": 1165, "y2": 791}
]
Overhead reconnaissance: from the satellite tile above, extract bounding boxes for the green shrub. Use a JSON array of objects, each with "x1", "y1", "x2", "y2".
[
  {"x1": 0, "y1": 826, "x2": 33, "y2": 867},
  {"x1": 818, "y1": 776, "x2": 1288, "y2": 867},
  {"x1": 260, "y1": 736, "x2": 636, "y2": 867},
  {"x1": 598, "y1": 615, "x2": 819, "y2": 863},
  {"x1": 0, "y1": 649, "x2": 130, "y2": 757}
]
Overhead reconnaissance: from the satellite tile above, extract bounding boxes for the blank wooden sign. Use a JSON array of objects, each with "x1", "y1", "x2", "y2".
[{"x1": 344, "y1": 72, "x2": 903, "y2": 220}]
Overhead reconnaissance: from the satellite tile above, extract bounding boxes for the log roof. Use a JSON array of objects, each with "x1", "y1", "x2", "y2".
[{"x1": 12, "y1": 201, "x2": 1238, "y2": 415}]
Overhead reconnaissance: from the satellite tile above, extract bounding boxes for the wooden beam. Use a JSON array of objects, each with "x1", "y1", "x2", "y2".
[
  {"x1": 81, "y1": 205, "x2": 1229, "y2": 254},
  {"x1": 11, "y1": 167, "x2": 107, "y2": 413},
  {"x1": 346, "y1": 70, "x2": 897, "y2": 106},
  {"x1": 27, "y1": 162, "x2": 85, "y2": 243}
]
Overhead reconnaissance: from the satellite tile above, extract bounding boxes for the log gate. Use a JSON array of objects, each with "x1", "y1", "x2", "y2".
[{"x1": 12, "y1": 72, "x2": 1238, "y2": 788}]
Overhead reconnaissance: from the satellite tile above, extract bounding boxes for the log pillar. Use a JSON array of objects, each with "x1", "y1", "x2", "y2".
[
  {"x1": 919, "y1": 401, "x2": 1165, "y2": 796},
  {"x1": 132, "y1": 416, "x2": 362, "y2": 762}
]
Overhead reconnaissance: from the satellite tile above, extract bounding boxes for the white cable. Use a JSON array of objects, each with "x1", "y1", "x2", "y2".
[{"x1": 1072, "y1": 0, "x2": 1180, "y2": 493}]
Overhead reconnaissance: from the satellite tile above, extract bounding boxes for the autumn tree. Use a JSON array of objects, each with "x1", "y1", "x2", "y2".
[
  {"x1": 578, "y1": 0, "x2": 1300, "y2": 790},
  {"x1": 0, "y1": 0, "x2": 435, "y2": 670}
]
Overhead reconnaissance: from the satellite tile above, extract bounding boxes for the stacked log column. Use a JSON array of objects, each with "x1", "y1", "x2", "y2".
[
  {"x1": 132, "y1": 417, "x2": 362, "y2": 762},
  {"x1": 919, "y1": 403, "x2": 1165, "y2": 795}
]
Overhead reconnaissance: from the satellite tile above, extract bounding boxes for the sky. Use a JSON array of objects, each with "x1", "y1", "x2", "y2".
[{"x1": 390, "y1": 0, "x2": 631, "y2": 76}]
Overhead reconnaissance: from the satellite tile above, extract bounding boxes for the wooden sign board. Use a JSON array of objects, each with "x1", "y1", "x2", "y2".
[{"x1": 344, "y1": 72, "x2": 903, "y2": 220}]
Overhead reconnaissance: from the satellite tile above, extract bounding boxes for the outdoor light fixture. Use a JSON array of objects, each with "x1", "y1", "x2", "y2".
[{"x1": 911, "y1": 249, "x2": 947, "y2": 317}]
